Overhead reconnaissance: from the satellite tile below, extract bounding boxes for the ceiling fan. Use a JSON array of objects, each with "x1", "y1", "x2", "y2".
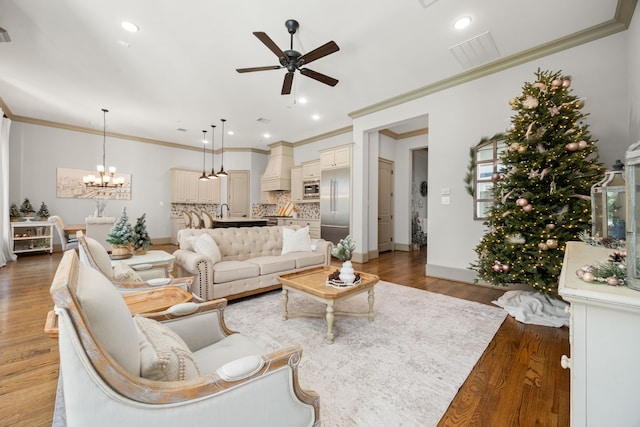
[{"x1": 236, "y1": 19, "x2": 340, "y2": 95}]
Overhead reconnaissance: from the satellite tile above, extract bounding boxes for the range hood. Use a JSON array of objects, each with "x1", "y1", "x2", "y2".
[{"x1": 261, "y1": 142, "x2": 294, "y2": 191}]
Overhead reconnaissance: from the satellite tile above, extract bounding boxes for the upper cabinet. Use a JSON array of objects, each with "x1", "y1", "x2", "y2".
[
  {"x1": 171, "y1": 168, "x2": 220, "y2": 204},
  {"x1": 320, "y1": 145, "x2": 351, "y2": 170},
  {"x1": 302, "y1": 160, "x2": 321, "y2": 180},
  {"x1": 290, "y1": 166, "x2": 303, "y2": 202}
]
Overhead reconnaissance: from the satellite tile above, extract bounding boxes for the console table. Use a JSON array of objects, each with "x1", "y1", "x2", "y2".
[
  {"x1": 559, "y1": 241, "x2": 640, "y2": 426},
  {"x1": 10, "y1": 220, "x2": 53, "y2": 255}
]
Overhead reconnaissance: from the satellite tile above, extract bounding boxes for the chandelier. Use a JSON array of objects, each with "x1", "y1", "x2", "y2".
[{"x1": 83, "y1": 108, "x2": 124, "y2": 189}]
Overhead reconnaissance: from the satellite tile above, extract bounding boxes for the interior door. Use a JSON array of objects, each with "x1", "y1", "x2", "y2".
[
  {"x1": 378, "y1": 158, "x2": 394, "y2": 253},
  {"x1": 227, "y1": 170, "x2": 250, "y2": 217}
]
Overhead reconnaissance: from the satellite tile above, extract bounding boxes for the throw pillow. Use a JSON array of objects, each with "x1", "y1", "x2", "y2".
[
  {"x1": 113, "y1": 262, "x2": 144, "y2": 283},
  {"x1": 281, "y1": 226, "x2": 311, "y2": 255},
  {"x1": 192, "y1": 233, "x2": 222, "y2": 263},
  {"x1": 134, "y1": 315, "x2": 201, "y2": 381}
]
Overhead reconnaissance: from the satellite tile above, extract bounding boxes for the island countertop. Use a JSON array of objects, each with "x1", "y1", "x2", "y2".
[
  {"x1": 212, "y1": 216, "x2": 267, "y2": 222},
  {"x1": 210, "y1": 217, "x2": 268, "y2": 228}
]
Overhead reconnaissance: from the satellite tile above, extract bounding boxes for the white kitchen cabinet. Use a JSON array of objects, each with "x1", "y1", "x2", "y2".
[
  {"x1": 171, "y1": 168, "x2": 219, "y2": 203},
  {"x1": 277, "y1": 218, "x2": 320, "y2": 239},
  {"x1": 302, "y1": 160, "x2": 321, "y2": 180},
  {"x1": 320, "y1": 145, "x2": 351, "y2": 170},
  {"x1": 290, "y1": 166, "x2": 303, "y2": 202},
  {"x1": 559, "y1": 241, "x2": 640, "y2": 427}
]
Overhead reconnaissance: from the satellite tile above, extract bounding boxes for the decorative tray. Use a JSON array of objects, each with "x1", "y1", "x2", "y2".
[
  {"x1": 110, "y1": 253, "x2": 133, "y2": 260},
  {"x1": 326, "y1": 278, "x2": 362, "y2": 288}
]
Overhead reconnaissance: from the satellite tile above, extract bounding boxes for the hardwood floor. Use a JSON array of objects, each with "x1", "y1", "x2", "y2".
[{"x1": 0, "y1": 245, "x2": 569, "y2": 426}]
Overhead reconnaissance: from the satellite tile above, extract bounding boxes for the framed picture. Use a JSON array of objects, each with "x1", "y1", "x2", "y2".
[{"x1": 56, "y1": 168, "x2": 131, "y2": 200}]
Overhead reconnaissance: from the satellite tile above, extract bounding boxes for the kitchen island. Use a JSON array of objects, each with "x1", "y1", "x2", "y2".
[{"x1": 211, "y1": 217, "x2": 268, "y2": 228}]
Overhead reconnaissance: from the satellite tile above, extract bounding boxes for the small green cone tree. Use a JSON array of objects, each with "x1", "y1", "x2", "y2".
[
  {"x1": 37, "y1": 202, "x2": 50, "y2": 219},
  {"x1": 133, "y1": 213, "x2": 152, "y2": 252},
  {"x1": 20, "y1": 198, "x2": 35, "y2": 215},
  {"x1": 107, "y1": 207, "x2": 136, "y2": 246},
  {"x1": 472, "y1": 69, "x2": 604, "y2": 297}
]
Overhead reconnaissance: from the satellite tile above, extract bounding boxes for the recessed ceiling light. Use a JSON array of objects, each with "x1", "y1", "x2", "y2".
[
  {"x1": 263, "y1": 133, "x2": 271, "y2": 139},
  {"x1": 453, "y1": 16, "x2": 472, "y2": 30},
  {"x1": 312, "y1": 114, "x2": 320, "y2": 121},
  {"x1": 121, "y1": 21, "x2": 139, "y2": 33},
  {"x1": 227, "y1": 130, "x2": 234, "y2": 135},
  {"x1": 117, "y1": 40, "x2": 131, "y2": 48},
  {"x1": 298, "y1": 97, "x2": 308, "y2": 104}
]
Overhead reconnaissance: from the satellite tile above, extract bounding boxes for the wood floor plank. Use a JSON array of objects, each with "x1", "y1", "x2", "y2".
[{"x1": 0, "y1": 246, "x2": 570, "y2": 426}]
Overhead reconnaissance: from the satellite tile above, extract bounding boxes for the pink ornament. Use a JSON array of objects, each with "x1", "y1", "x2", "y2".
[
  {"x1": 565, "y1": 142, "x2": 579, "y2": 151},
  {"x1": 491, "y1": 173, "x2": 500, "y2": 182},
  {"x1": 605, "y1": 277, "x2": 619, "y2": 286},
  {"x1": 576, "y1": 269, "x2": 585, "y2": 277},
  {"x1": 581, "y1": 272, "x2": 595, "y2": 282},
  {"x1": 577, "y1": 140, "x2": 588, "y2": 150},
  {"x1": 562, "y1": 79, "x2": 571, "y2": 88},
  {"x1": 507, "y1": 124, "x2": 516, "y2": 133},
  {"x1": 533, "y1": 82, "x2": 546, "y2": 91},
  {"x1": 581, "y1": 264, "x2": 594, "y2": 273},
  {"x1": 551, "y1": 79, "x2": 563, "y2": 88},
  {"x1": 522, "y1": 204, "x2": 533, "y2": 212},
  {"x1": 517, "y1": 146, "x2": 527, "y2": 154},
  {"x1": 546, "y1": 223, "x2": 556, "y2": 231},
  {"x1": 509, "y1": 142, "x2": 520, "y2": 152},
  {"x1": 538, "y1": 242, "x2": 549, "y2": 250},
  {"x1": 501, "y1": 264, "x2": 510, "y2": 272},
  {"x1": 516, "y1": 198, "x2": 528, "y2": 207},
  {"x1": 493, "y1": 264, "x2": 502, "y2": 272}
]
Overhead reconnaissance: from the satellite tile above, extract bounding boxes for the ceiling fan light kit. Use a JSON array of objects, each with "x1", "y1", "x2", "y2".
[{"x1": 236, "y1": 19, "x2": 340, "y2": 95}]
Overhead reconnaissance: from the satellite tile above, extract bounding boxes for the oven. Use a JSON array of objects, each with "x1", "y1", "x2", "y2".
[{"x1": 303, "y1": 180, "x2": 320, "y2": 200}]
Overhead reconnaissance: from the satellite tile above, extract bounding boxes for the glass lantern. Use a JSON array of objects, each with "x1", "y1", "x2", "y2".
[
  {"x1": 625, "y1": 142, "x2": 640, "y2": 291},
  {"x1": 591, "y1": 160, "x2": 626, "y2": 240}
]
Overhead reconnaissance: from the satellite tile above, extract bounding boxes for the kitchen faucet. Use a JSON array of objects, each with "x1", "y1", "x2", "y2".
[{"x1": 219, "y1": 203, "x2": 229, "y2": 218}]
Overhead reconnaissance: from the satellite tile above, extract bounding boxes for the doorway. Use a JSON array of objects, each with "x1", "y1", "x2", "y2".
[
  {"x1": 378, "y1": 158, "x2": 394, "y2": 253},
  {"x1": 411, "y1": 148, "x2": 428, "y2": 249}
]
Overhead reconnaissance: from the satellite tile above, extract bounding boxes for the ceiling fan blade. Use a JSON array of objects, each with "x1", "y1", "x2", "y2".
[
  {"x1": 281, "y1": 72, "x2": 294, "y2": 95},
  {"x1": 300, "y1": 68, "x2": 338, "y2": 87},
  {"x1": 236, "y1": 66, "x2": 282, "y2": 73},
  {"x1": 253, "y1": 32, "x2": 285, "y2": 58},
  {"x1": 299, "y1": 41, "x2": 340, "y2": 66}
]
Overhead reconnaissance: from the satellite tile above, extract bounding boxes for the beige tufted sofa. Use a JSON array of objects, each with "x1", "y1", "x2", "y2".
[{"x1": 174, "y1": 225, "x2": 333, "y2": 301}]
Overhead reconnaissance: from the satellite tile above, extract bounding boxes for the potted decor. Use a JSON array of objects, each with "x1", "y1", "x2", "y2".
[
  {"x1": 20, "y1": 198, "x2": 35, "y2": 220},
  {"x1": 9, "y1": 203, "x2": 20, "y2": 221},
  {"x1": 331, "y1": 235, "x2": 357, "y2": 284},
  {"x1": 106, "y1": 207, "x2": 136, "y2": 257},
  {"x1": 36, "y1": 202, "x2": 50, "y2": 220},
  {"x1": 133, "y1": 213, "x2": 152, "y2": 255}
]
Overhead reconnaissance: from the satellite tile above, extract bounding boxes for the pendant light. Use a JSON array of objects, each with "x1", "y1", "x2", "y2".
[
  {"x1": 199, "y1": 130, "x2": 209, "y2": 181},
  {"x1": 217, "y1": 119, "x2": 228, "y2": 176},
  {"x1": 208, "y1": 124, "x2": 218, "y2": 179}
]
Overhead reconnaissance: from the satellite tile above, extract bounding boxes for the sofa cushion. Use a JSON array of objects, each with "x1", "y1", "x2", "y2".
[
  {"x1": 281, "y1": 226, "x2": 311, "y2": 255},
  {"x1": 280, "y1": 251, "x2": 326, "y2": 269},
  {"x1": 134, "y1": 315, "x2": 201, "y2": 381},
  {"x1": 213, "y1": 261, "x2": 260, "y2": 284},
  {"x1": 113, "y1": 262, "x2": 144, "y2": 283},
  {"x1": 192, "y1": 233, "x2": 222, "y2": 264},
  {"x1": 193, "y1": 333, "x2": 265, "y2": 375},
  {"x1": 247, "y1": 256, "x2": 296, "y2": 275},
  {"x1": 75, "y1": 264, "x2": 141, "y2": 376}
]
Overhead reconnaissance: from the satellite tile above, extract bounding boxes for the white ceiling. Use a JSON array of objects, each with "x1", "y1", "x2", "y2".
[{"x1": 0, "y1": 0, "x2": 622, "y2": 151}]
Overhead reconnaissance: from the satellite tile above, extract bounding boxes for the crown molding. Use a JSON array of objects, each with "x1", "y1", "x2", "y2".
[
  {"x1": 379, "y1": 127, "x2": 429, "y2": 140},
  {"x1": 349, "y1": 0, "x2": 636, "y2": 119},
  {"x1": 292, "y1": 126, "x2": 353, "y2": 147}
]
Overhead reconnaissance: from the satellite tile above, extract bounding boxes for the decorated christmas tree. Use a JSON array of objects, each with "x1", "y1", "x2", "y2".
[
  {"x1": 472, "y1": 69, "x2": 604, "y2": 296},
  {"x1": 37, "y1": 202, "x2": 50, "y2": 219},
  {"x1": 133, "y1": 213, "x2": 152, "y2": 254},
  {"x1": 107, "y1": 207, "x2": 135, "y2": 246}
]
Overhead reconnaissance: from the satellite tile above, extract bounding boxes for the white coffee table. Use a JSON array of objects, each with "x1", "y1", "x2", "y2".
[{"x1": 110, "y1": 250, "x2": 175, "y2": 274}]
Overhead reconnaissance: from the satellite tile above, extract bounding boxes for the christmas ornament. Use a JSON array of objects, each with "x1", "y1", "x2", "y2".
[
  {"x1": 577, "y1": 140, "x2": 588, "y2": 150},
  {"x1": 517, "y1": 145, "x2": 527, "y2": 154},
  {"x1": 582, "y1": 272, "x2": 595, "y2": 282},
  {"x1": 507, "y1": 233, "x2": 526, "y2": 244},
  {"x1": 565, "y1": 142, "x2": 579, "y2": 151},
  {"x1": 516, "y1": 198, "x2": 528, "y2": 207},
  {"x1": 538, "y1": 242, "x2": 549, "y2": 250},
  {"x1": 533, "y1": 82, "x2": 546, "y2": 91},
  {"x1": 522, "y1": 204, "x2": 533, "y2": 212},
  {"x1": 576, "y1": 269, "x2": 585, "y2": 277},
  {"x1": 509, "y1": 142, "x2": 521, "y2": 152},
  {"x1": 551, "y1": 79, "x2": 562, "y2": 88},
  {"x1": 522, "y1": 96, "x2": 539, "y2": 109},
  {"x1": 562, "y1": 79, "x2": 572, "y2": 88},
  {"x1": 575, "y1": 99, "x2": 585, "y2": 109},
  {"x1": 549, "y1": 105, "x2": 560, "y2": 116},
  {"x1": 581, "y1": 264, "x2": 595, "y2": 273},
  {"x1": 501, "y1": 264, "x2": 511, "y2": 272},
  {"x1": 546, "y1": 223, "x2": 555, "y2": 231},
  {"x1": 605, "y1": 277, "x2": 619, "y2": 286},
  {"x1": 492, "y1": 263, "x2": 502, "y2": 272},
  {"x1": 509, "y1": 98, "x2": 519, "y2": 107},
  {"x1": 546, "y1": 239, "x2": 558, "y2": 249},
  {"x1": 491, "y1": 173, "x2": 500, "y2": 182}
]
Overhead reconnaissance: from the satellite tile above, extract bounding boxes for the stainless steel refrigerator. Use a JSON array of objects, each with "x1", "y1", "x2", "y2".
[{"x1": 321, "y1": 167, "x2": 350, "y2": 244}]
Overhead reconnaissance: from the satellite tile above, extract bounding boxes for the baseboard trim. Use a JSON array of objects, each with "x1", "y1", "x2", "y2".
[
  {"x1": 394, "y1": 243, "x2": 411, "y2": 252},
  {"x1": 426, "y1": 263, "x2": 534, "y2": 291}
]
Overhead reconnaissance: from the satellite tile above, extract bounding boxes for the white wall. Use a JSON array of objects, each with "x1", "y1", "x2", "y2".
[
  {"x1": 9, "y1": 122, "x2": 267, "y2": 240},
  {"x1": 352, "y1": 30, "x2": 630, "y2": 282},
  {"x1": 629, "y1": 8, "x2": 640, "y2": 143}
]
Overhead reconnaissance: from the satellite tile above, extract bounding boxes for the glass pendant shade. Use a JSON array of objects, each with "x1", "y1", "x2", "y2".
[
  {"x1": 591, "y1": 160, "x2": 626, "y2": 240},
  {"x1": 199, "y1": 130, "x2": 209, "y2": 181},
  {"x1": 208, "y1": 124, "x2": 218, "y2": 179},
  {"x1": 625, "y1": 143, "x2": 640, "y2": 291},
  {"x1": 217, "y1": 119, "x2": 227, "y2": 176}
]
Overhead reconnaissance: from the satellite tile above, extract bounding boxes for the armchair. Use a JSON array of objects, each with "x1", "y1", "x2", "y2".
[
  {"x1": 49, "y1": 216, "x2": 78, "y2": 251},
  {"x1": 76, "y1": 231, "x2": 180, "y2": 293},
  {"x1": 51, "y1": 250, "x2": 320, "y2": 426}
]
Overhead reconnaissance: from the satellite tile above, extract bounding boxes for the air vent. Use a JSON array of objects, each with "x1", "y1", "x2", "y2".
[
  {"x1": 450, "y1": 31, "x2": 500, "y2": 69},
  {"x1": 176, "y1": 128, "x2": 187, "y2": 132},
  {"x1": 257, "y1": 117, "x2": 271, "y2": 124}
]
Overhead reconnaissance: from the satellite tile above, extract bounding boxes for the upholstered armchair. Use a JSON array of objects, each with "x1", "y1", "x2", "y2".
[
  {"x1": 51, "y1": 250, "x2": 320, "y2": 426},
  {"x1": 76, "y1": 231, "x2": 180, "y2": 292},
  {"x1": 48, "y1": 216, "x2": 78, "y2": 251},
  {"x1": 85, "y1": 216, "x2": 116, "y2": 252}
]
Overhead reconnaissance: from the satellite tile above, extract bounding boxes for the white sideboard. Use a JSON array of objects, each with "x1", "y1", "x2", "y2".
[{"x1": 559, "y1": 241, "x2": 640, "y2": 427}]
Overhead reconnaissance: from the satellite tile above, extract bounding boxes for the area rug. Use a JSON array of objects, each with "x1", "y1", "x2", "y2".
[{"x1": 224, "y1": 281, "x2": 507, "y2": 427}]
